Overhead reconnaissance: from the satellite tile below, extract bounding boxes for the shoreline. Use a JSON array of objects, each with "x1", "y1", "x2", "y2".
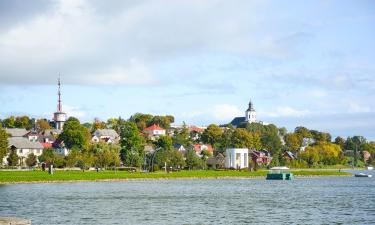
[{"x1": 0, "y1": 174, "x2": 352, "y2": 185}]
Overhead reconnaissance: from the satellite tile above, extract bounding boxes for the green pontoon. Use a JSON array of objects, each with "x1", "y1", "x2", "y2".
[{"x1": 266, "y1": 166, "x2": 293, "y2": 180}]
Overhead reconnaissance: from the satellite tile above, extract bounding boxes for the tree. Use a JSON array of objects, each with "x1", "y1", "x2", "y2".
[
  {"x1": 129, "y1": 113, "x2": 153, "y2": 130},
  {"x1": 261, "y1": 124, "x2": 282, "y2": 154},
  {"x1": 7, "y1": 149, "x2": 19, "y2": 166},
  {"x1": 92, "y1": 118, "x2": 106, "y2": 132},
  {"x1": 90, "y1": 142, "x2": 120, "y2": 169},
  {"x1": 284, "y1": 133, "x2": 301, "y2": 153},
  {"x1": 150, "y1": 115, "x2": 174, "y2": 129},
  {"x1": 278, "y1": 127, "x2": 287, "y2": 137},
  {"x1": 334, "y1": 136, "x2": 345, "y2": 149},
  {"x1": 38, "y1": 148, "x2": 55, "y2": 163},
  {"x1": 59, "y1": 117, "x2": 91, "y2": 150},
  {"x1": 230, "y1": 128, "x2": 252, "y2": 148},
  {"x1": 201, "y1": 124, "x2": 223, "y2": 146},
  {"x1": 173, "y1": 123, "x2": 191, "y2": 147},
  {"x1": 294, "y1": 126, "x2": 312, "y2": 138},
  {"x1": 0, "y1": 127, "x2": 8, "y2": 162},
  {"x1": 185, "y1": 149, "x2": 203, "y2": 170},
  {"x1": 14, "y1": 116, "x2": 31, "y2": 129},
  {"x1": 25, "y1": 153, "x2": 37, "y2": 167},
  {"x1": 168, "y1": 150, "x2": 186, "y2": 169},
  {"x1": 120, "y1": 121, "x2": 145, "y2": 167},
  {"x1": 2, "y1": 116, "x2": 15, "y2": 128},
  {"x1": 36, "y1": 119, "x2": 52, "y2": 132},
  {"x1": 300, "y1": 142, "x2": 343, "y2": 166}
]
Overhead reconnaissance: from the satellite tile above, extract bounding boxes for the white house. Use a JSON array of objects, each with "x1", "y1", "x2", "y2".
[
  {"x1": 143, "y1": 124, "x2": 166, "y2": 139},
  {"x1": 6, "y1": 137, "x2": 44, "y2": 166},
  {"x1": 92, "y1": 129, "x2": 119, "y2": 143},
  {"x1": 225, "y1": 148, "x2": 249, "y2": 169}
]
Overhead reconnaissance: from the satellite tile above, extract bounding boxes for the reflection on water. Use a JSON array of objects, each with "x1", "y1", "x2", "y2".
[{"x1": 0, "y1": 176, "x2": 374, "y2": 224}]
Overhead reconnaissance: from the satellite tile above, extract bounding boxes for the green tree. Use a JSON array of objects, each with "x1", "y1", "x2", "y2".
[
  {"x1": 14, "y1": 116, "x2": 31, "y2": 129},
  {"x1": 7, "y1": 149, "x2": 19, "y2": 166},
  {"x1": 261, "y1": 124, "x2": 282, "y2": 154},
  {"x1": 173, "y1": 123, "x2": 191, "y2": 146},
  {"x1": 231, "y1": 128, "x2": 252, "y2": 148},
  {"x1": 36, "y1": 119, "x2": 52, "y2": 132},
  {"x1": 201, "y1": 124, "x2": 223, "y2": 146},
  {"x1": 284, "y1": 133, "x2": 301, "y2": 153},
  {"x1": 120, "y1": 121, "x2": 145, "y2": 167},
  {"x1": 59, "y1": 117, "x2": 91, "y2": 150},
  {"x1": 185, "y1": 149, "x2": 203, "y2": 170},
  {"x1": 129, "y1": 113, "x2": 153, "y2": 130},
  {"x1": 168, "y1": 150, "x2": 186, "y2": 169},
  {"x1": 25, "y1": 153, "x2": 37, "y2": 167},
  {"x1": 334, "y1": 136, "x2": 345, "y2": 149},
  {"x1": 294, "y1": 126, "x2": 312, "y2": 138},
  {"x1": 0, "y1": 127, "x2": 8, "y2": 162},
  {"x1": 2, "y1": 116, "x2": 15, "y2": 128},
  {"x1": 38, "y1": 148, "x2": 55, "y2": 163}
]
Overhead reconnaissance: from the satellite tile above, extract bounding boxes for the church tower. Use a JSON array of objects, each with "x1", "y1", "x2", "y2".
[
  {"x1": 245, "y1": 99, "x2": 256, "y2": 123},
  {"x1": 53, "y1": 77, "x2": 67, "y2": 130}
]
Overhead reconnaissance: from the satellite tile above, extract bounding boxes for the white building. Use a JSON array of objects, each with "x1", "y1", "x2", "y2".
[
  {"x1": 230, "y1": 99, "x2": 269, "y2": 127},
  {"x1": 6, "y1": 137, "x2": 44, "y2": 166},
  {"x1": 225, "y1": 148, "x2": 249, "y2": 169},
  {"x1": 92, "y1": 129, "x2": 119, "y2": 143},
  {"x1": 143, "y1": 124, "x2": 166, "y2": 139}
]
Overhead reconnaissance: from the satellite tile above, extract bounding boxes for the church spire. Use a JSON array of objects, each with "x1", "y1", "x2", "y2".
[{"x1": 247, "y1": 99, "x2": 254, "y2": 111}]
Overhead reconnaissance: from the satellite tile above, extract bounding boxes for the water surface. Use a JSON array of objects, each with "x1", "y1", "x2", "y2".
[{"x1": 1, "y1": 173, "x2": 374, "y2": 224}]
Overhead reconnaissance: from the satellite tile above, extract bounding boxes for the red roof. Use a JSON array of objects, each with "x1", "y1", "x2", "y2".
[
  {"x1": 189, "y1": 126, "x2": 204, "y2": 133},
  {"x1": 144, "y1": 124, "x2": 165, "y2": 131},
  {"x1": 192, "y1": 144, "x2": 213, "y2": 153},
  {"x1": 42, "y1": 143, "x2": 52, "y2": 149}
]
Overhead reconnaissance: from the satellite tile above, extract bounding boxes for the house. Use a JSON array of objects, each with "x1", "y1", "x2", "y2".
[
  {"x1": 191, "y1": 144, "x2": 213, "y2": 156},
  {"x1": 250, "y1": 150, "x2": 272, "y2": 166},
  {"x1": 7, "y1": 137, "x2": 44, "y2": 166},
  {"x1": 283, "y1": 151, "x2": 296, "y2": 161},
  {"x1": 300, "y1": 138, "x2": 315, "y2": 152},
  {"x1": 43, "y1": 129, "x2": 62, "y2": 137},
  {"x1": 173, "y1": 144, "x2": 186, "y2": 154},
  {"x1": 225, "y1": 148, "x2": 249, "y2": 169},
  {"x1": 5, "y1": 128, "x2": 28, "y2": 137},
  {"x1": 143, "y1": 124, "x2": 166, "y2": 139},
  {"x1": 189, "y1": 126, "x2": 205, "y2": 140},
  {"x1": 92, "y1": 129, "x2": 119, "y2": 143},
  {"x1": 52, "y1": 139, "x2": 69, "y2": 156},
  {"x1": 206, "y1": 153, "x2": 225, "y2": 169}
]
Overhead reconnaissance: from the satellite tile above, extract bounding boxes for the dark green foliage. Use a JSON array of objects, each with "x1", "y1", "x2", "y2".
[
  {"x1": 119, "y1": 121, "x2": 145, "y2": 167},
  {"x1": 25, "y1": 153, "x2": 37, "y2": 167},
  {"x1": 7, "y1": 149, "x2": 19, "y2": 166},
  {"x1": 59, "y1": 117, "x2": 91, "y2": 150},
  {"x1": 0, "y1": 127, "x2": 8, "y2": 161}
]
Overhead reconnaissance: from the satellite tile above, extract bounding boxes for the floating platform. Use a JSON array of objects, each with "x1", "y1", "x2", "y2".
[{"x1": 266, "y1": 166, "x2": 293, "y2": 180}]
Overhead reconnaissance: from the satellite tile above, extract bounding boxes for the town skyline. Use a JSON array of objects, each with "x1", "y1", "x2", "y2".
[{"x1": 0, "y1": 0, "x2": 374, "y2": 140}]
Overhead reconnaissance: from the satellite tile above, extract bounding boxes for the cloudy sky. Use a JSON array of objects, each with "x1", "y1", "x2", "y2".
[{"x1": 0, "y1": 0, "x2": 374, "y2": 139}]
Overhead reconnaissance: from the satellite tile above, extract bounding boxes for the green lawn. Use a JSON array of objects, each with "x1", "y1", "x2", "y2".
[{"x1": 0, "y1": 169, "x2": 351, "y2": 183}]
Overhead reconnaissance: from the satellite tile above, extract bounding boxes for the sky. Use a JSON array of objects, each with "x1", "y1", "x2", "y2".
[{"x1": 0, "y1": 0, "x2": 374, "y2": 140}]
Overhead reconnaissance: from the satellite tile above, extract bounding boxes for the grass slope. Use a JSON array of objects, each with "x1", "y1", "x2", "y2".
[{"x1": 0, "y1": 169, "x2": 351, "y2": 183}]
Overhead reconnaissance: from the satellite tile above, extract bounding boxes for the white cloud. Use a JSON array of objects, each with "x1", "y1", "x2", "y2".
[
  {"x1": 262, "y1": 106, "x2": 310, "y2": 118},
  {"x1": 212, "y1": 104, "x2": 243, "y2": 121},
  {"x1": 62, "y1": 105, "x2": 86, "y2": 119},
  {"x1": 348, "y1": 102, "x2": 371, "y2": 113}
]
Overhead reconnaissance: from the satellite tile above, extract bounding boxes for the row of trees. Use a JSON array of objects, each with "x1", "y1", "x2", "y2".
[{"x1": 1, "y1": 116, "x2": 52, "y2": 131}]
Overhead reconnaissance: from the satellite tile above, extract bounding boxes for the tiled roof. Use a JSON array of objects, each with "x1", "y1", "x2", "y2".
[
  {"x1": 5, "y1": 128, "x2": 28, "y2": 137},
  {"x1": 94, "y1": 129, "x2": 119, "y2": 139},
  {"x1": 144, "y1": 124, "x2": 165, "y2": 131},
  {"x1": 230, "y1": 117, "x2": 246, "y2": 127},
  {"x1": 8, "y1": 137, "x2": 44, "y2": 149},
  {"x1": 189, "y1": 126, "x2": 204, "y2": 133}
]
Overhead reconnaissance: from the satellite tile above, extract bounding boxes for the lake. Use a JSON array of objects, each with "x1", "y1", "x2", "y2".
[{"x1": 1, "y1": 172, "x2": 374, "y2": 224}]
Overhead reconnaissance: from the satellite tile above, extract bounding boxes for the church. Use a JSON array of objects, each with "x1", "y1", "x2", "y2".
[{"x1": 229, "y1": 100, "x2": 267, "y2": 127}]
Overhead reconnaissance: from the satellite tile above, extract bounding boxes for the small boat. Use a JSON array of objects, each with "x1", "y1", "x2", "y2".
[
  {"x1": 354, "y1": 173, "x2": 372, "y2": 178},
  {"x1": 266, "y1": 166, "x2": 293, "y2": 180},
  {"x1": 365, "y1": 166, "x2": 373, "y2": 170}
]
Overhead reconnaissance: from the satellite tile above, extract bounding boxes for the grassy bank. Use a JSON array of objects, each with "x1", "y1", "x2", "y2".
[{"x1": 0, "y1": 169, "x2": 351, "y2": 184}]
